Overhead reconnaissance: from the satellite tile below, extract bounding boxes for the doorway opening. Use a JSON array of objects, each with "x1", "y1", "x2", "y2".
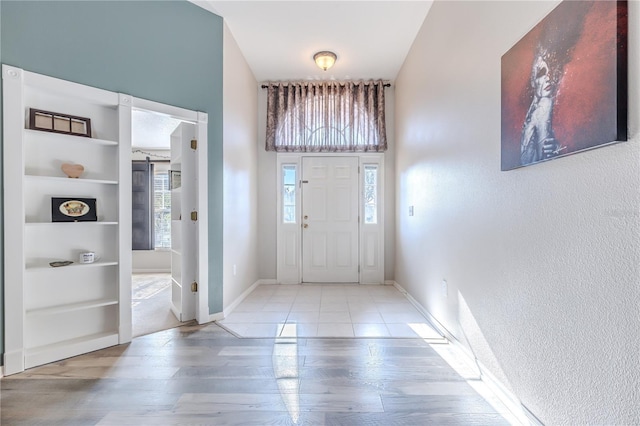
[{"x1": 131, "y1": 108, "x2": 200, "y2": 336}]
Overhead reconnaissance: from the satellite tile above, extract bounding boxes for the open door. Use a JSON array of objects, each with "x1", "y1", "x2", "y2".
[{"x1": 170, "y1": 122, "x2": 198, "y2": 321}]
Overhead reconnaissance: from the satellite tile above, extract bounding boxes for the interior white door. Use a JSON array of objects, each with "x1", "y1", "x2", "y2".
[
  {"x1": 302, "y1": 157, "x2": 359, "y2": 282},
  {"x1": 170, "y1": 122, "x2": 197, "y2": 321}
]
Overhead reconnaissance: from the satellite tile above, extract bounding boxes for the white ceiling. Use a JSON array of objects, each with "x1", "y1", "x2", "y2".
[
  {"x1": 132, "y1": 109, "x2": 182, "y2": 150},
  {"x1": 193, "y1": 1, "x2": 433, "y2": 83}
]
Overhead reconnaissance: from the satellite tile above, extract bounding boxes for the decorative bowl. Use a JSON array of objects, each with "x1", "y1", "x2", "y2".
[{"x1": 61, "y1": 163, "x2": 84, "y2": 178}]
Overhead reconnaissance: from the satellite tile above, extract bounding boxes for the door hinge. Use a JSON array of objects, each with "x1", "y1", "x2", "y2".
[
  {"x1": 191, "y1": 281, "x2": 198, "y2": 292},
  {"x1": 191, "y1": 211, "x2": 198, "y2": 221},
  {"x1": 191, "y1": 139, "x2": 197, "y2": 150}
]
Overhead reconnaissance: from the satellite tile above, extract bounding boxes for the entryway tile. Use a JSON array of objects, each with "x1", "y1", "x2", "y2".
[
  {"x1": 350, "y1": 311, "x2": 385, "y2": 324},
  {"x1": 317, "y1": 323, "x2": 354, "y2": 337},
  {"x1": 318, "y1": 312, "x2": 352, "y2": 323},
  {"x1": 290, "y1": 302, "x2": 321, "y2": 312},
  {"x1": 353, "y1": 323, "x2": 391, "y2": 338},
  {"x1": 320, "y1": 302, "x2": 350, "y2": 312},
  {"x1": 220, "y1": 284, "x2": 443, "y2": 340},
  {"x1": 286, "y1": 311, "x2": 320, "y2": 323}
]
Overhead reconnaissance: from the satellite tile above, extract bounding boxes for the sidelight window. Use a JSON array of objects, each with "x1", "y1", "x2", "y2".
[
  {"x1": 283, "y1": 165, "x2": 297, "y2": 224},
  {"x1": 363, "y1": 165, "x2": 378, "y2": 224}
]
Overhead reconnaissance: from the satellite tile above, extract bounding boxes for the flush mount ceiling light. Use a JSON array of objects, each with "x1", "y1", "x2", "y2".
[{"x1": 313, "y1": 51, "x2": 337, "y2": 71}]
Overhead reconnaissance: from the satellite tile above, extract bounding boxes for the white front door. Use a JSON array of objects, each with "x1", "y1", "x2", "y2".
[{"x1": 301, "y1": 157, "x2": 359, "y2": 282}]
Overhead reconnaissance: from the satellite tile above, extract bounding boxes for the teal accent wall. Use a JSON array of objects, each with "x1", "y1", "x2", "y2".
[{"x1": 0, "y1": 0, "x2": 224, "y2": 362}]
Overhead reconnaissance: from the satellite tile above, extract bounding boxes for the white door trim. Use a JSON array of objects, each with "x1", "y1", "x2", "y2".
[{"x1": 276, "y1": 153, "x2": 384, "y2": 285}]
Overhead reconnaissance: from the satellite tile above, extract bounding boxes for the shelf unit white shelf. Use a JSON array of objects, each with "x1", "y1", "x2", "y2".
[
  {"x1": 2, "y1": 64, "x2": 132, "y2": 375},
  {"x1": 24, "y1": 128, "x2": 118, "y2": 146},
  {"x1": 26, "y1": 261, "x2": 119, "y2": 271},
  {"x1": 25, "y1": 221, "x2": 118, "y2": 227},
  {"x1": 25, "y1": 175, "x2": 119, "y2": 185},
  {"x1": 26, "y1": 298, "x2": 119, "y2": 317}
]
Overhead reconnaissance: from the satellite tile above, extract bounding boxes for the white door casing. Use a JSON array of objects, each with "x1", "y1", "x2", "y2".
[
  {"x1": 132, "y1": 98, "x2": 209, "y2": 325},
  {"x1": 301, "y1": 157, "x2": 359, "y2": 283}
]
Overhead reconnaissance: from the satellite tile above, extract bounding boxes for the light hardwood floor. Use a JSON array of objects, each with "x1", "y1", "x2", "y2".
[{"x1": 1, "y1": 285, "x2": 514, "y2": 425}]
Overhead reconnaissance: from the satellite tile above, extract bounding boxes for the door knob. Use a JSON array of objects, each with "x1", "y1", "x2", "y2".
[
  {"x1": 304, "y1": 215, "x2": 308, "y2": 219},
  {"x1": 303, "y1": 224, "x2": 309, "y2": 228}
]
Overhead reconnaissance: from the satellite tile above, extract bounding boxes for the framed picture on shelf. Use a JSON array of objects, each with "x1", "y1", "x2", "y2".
[
  {"x1": 29, "y1": 108, "x2": 92, "y2": 138},
  {"x1": 51, "y1": 197, "x2": 97, "y2": 222},
  {"x1": 170, "y1": 170, "x2": 181, "y2": 189}
]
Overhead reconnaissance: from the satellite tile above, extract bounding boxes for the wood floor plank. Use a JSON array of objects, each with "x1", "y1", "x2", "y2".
[
  {"x1": 174, "y1": 392, "x2": 384, "y2": 414},
  {"x1": 324, "y1": 412, "x2": 511, "y2": 426},
  {"x1": 381, "y1": 394, "x2": 502, "y2": 414},
  {"x1": 97, "y1": 410, "x2": 327, "y2": 426}
]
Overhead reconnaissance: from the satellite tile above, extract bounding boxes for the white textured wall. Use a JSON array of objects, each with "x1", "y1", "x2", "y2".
[
  {"x1": 257, "y1": 89, "x2": 277, "y2": 279},
  {"x1": 395, "y1": 1, "x2": 639, "y2": 424},
  {"x1": 222, "y1": 23, "x2": 259, "y2": 307},
  {"x1": 256, "y1": 89, "x2": 396, "y2": 281}
]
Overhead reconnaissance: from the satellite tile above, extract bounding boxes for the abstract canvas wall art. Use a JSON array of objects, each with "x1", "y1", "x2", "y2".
[{"x1": 501, "y1": 0, "x2": 627, "y2": 171}]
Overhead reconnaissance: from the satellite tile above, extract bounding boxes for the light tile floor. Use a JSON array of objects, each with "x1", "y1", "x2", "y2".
[{"x1": 219, "y1": 284, "x2": 446, "y2": 340}]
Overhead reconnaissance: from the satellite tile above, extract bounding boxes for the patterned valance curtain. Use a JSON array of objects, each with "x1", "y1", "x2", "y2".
[{"x1": 265, "y1": 80, "x2": 387, "y2": 152}]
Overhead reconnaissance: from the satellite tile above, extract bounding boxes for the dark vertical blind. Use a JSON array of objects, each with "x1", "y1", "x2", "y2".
[{"x1": 132, "y1": 160, "x2": 154, "y2": 250}]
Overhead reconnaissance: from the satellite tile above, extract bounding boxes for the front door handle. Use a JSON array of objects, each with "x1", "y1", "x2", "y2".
[{"x1": 303, "y1": 224, "x2": 309, "y2": 229}]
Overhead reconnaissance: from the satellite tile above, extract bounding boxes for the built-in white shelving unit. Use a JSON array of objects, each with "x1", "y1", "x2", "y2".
[{"x1": 2, "y1": 65, "x2": 132, "y2": 374}]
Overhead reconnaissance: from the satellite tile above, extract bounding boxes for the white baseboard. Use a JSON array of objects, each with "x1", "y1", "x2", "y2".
[
  {"x1": 221, "y1": 279, "x2": 263, "y2": 318},
  {"x1": 132, "y1": 268, "x2": 171, "y2": 274},
  {"x1": 204, "y1": 279, "x2": 289, "y2": 323},
  {"x1": 522, "y1": 405, "x2": 545, "y2": 426},
  {"x1": 207, "y1": 312, "x2": 225, "y2": 322},
  {"x1": 3, "y1": 349, "x2": 24, "y2": 376},
  {"x1": 392, "y1": 280, "x2": 541, "y2": 426},
  {"x1": 206, "y1": 279, "x2": 278, "y2": 323}
]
